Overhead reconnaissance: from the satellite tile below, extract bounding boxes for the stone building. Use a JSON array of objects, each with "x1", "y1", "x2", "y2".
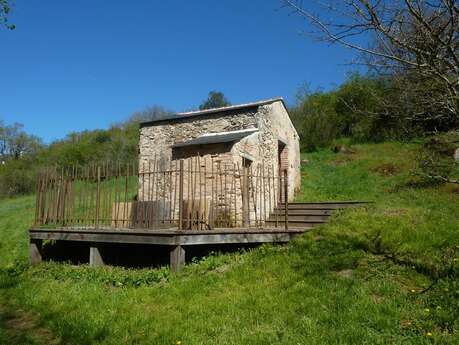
[{"x1": 138, "y1": 98, "x2": 300, "y2": 228}]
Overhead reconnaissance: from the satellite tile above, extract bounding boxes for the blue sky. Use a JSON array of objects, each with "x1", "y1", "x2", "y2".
[{"x1": 0, "y1": 0, "x2": 359, "y2": 142}]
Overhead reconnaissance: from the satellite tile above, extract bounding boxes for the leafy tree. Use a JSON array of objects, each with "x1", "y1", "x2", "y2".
[
  {"x1": 0, "y1": 157, "x2": 37, "y2": 197},
  {"x1": 291, "y1": 88, "x2": 340, "y2": 151},
  {"x1": 0, "y1": 122, "x2": 43, "y2": 160},
  {"x1": 0, "y1": 0, "x2": 15, "y2": 30},
  {"x1": 290, "y1": 74, "x2": 397, "y2": 150},
  {"x1": 0, "y1": 103, "x2": 176, "y2": 197},
  {"x1": 283, "y1": 0, "x2": 459, "y2": 130},
  {"x1": 127, "y1": 105, "x2": 173, "y2": 123},
  {"x1": 199, "y1": 91, "x2": 231, "y2": 110}
]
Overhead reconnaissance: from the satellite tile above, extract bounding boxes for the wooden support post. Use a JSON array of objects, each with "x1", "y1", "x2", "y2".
[
  {"x1": 178, "y1": 160, "x2": 184, "y2": 230},
  {"x1": 89, "y1": 244, "x2": 104, "y2": 267},
  {"x1": 242, "y1": 166, "x2": 249, "y2": 227},
  {"x1": 29, "y1": 239, "x2": 43, "y2": 265},
  {"x1": 284, "y1": 170, "x2": 288, "y2": 231},
  {"x1": 170, "y1": 245, "x2": 185, "y2": 272}
]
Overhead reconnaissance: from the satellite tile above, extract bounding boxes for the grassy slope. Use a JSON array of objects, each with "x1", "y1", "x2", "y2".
[{"x1": 0, "y1": 142, "x2": 458, "y2": 344}]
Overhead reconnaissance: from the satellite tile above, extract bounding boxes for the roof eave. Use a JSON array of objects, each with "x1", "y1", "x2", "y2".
[{"x1": 139, "y1": 97, "x2": 286, "y2": 128}]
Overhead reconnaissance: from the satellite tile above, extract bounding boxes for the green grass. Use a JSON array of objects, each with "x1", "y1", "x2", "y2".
[{"x1": 0, "y1": 142, "x2": 458, "y2": 344}]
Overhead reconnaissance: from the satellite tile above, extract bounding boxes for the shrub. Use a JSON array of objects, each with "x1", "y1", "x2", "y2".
[
  {"x1": 415, "y1": 131, "x2": 459, "y2": 184},
  {"x1": 0, "y1": 158, "x2": 38, "y2": 197},
  {"x1": 291, "y1": 90, "x2": 341, "y2": 151}
]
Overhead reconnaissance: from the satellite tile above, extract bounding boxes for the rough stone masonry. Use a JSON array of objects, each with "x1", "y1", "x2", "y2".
[{"x1": 138, "y1": 98, "x2": 301, "y2": 227}]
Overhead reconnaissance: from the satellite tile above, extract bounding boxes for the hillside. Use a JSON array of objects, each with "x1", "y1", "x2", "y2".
[{"x1": 0, "y1": 142, "x2": 458, "y2": 344}]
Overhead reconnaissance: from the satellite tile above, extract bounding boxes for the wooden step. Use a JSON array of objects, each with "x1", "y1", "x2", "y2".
[
  {"x1": 265, "y1": 201, "x2": 369, "y2": 230},
  {"x1": 279, "y1": 201, "x2": 370, "y2": 206},
  {"x1": 268, "y1": 214, "x2": 330, "y2": 222},
  {"x1": 270, "y1": 209, "x2": 334, "y2": 216},
  {"x1": 264, "y1": 223, "x2": 315, "y2": 230},
  {"x1": 275, "y1": 203, "x2": 367, "y2": 210},
  {"x1": 264, "y1": 220, "x2": 326, "y2": 228}
]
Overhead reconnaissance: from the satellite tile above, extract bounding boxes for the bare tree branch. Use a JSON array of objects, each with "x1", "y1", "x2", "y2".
[{"x1": 281, "y1": 0, "x2": 459, "y2": 122}]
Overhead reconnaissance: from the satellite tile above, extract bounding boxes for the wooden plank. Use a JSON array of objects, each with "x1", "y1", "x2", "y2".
[
  {"x1": 267, "y1": 214, "x2": 330, "y2": 222},
  {"x1": 30, "y1": 227, "x2": 306, "y2": 235},
  {"x1": 29, "y1": 230, "x2": 177, "y2": 245},
  {"x1": 275, "y1": 204, "x2": 366, "y2": 210},
  {"x1": 270, "y1": 209, "x2": 333, "y2": 215},
  {"x1": 179, "y1": 232, "x2": 298, "y2": 245},
  {"x1": 265, "y1": 220, "x2": 320, "y2": 228}
]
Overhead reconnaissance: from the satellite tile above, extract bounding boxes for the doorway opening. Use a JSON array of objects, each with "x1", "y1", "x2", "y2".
[{"x1": 278, "y1": 141, "x2": 288, "y2": 203}]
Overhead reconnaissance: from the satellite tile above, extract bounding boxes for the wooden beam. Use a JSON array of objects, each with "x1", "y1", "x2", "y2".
[
  {"x1": 179, "y1": 232, "x2": 297, "y2": 245},
  {"x1": 170, "y1": 245, "x2": 185, "y2": 272},
  {"x1": 29, "y1": 229, "x2": 177, "y2": 245},
  {"x1": 29, "y1": 228, "x2": 306, "y2": 246}
]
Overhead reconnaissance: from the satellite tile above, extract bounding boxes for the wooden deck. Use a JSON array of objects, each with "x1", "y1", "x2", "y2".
[
  {"x1": 29, "y1": 227, "x2": 308, "y2": 271},
  {"x1": 29, "y1": 201, "x2": 370, "y2": 271}
]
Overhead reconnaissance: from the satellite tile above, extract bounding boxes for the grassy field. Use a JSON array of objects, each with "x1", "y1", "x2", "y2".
[{"x1": 0, "y1": 142, "x2": 458, "y2": 344}]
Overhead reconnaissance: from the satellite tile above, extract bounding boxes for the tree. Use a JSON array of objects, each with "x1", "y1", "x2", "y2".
[
  {"x1": 199, "y1": 91, "x2": 231, "y2": 110},
  {"x1": 1, "y1": 0, "x2": 15, "y2": 30},
  {"x1": 0, "y1": 122, "x2": 43, "y2": 160},
  {"x1": 127, "y1": 105, "x2": 173, "y2": 123},
  {"x1": 281, "y1": 1, "x2": 459, "y2": 127}
]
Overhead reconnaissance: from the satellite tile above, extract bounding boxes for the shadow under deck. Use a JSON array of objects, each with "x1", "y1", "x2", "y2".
[{"x1": 29, "y1": 226, "x2": 308, "y2": 271}]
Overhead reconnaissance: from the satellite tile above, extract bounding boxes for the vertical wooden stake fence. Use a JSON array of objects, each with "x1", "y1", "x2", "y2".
[
  {"x1": 34, "y1": 158, "x2": 286, "y2": 231},
  {"x1": 95, "y1": 166, "x2": 101, "y2": 229},
  {"x1": 284, "y1": 169, "x2": 288, "y2": 231},
  {"x1": 178, "y1": 160, "x2": 184, "y2": 230}
]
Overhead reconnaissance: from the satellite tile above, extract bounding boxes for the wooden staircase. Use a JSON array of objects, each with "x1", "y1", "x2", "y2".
[{"x1": 265, "y1": 201, "x2": 370, "y2": 229}]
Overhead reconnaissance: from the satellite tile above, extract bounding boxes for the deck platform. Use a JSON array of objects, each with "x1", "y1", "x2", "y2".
[{"x1": 29, "y1": 227, "x2": 307, "y2": 271}]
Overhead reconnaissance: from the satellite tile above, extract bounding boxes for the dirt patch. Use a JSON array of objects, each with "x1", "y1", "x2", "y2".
[
  {"x1": 335, "y1": 269, "x2": 354, "y2": 279},
  {"x1": 383, "y1": 208, "x2": 408, "y2": 217},
  {"x1": 400, "y1": 319, "x2": 414, "y2": 330},
  {"x1": 372, "y1": 163, "x2": 401, "y2": 176},
  {"x1": 331, "y1": 156, "x2": 355, "y2": 166},
  {"x1": 370, "y1": 293, "x2": 384, "y2": 304},
  {"x1": 332, "y1": 144, "x2": 356, "y2": 154},
  {"x1": 443, "y1": 184, "x2": 459, "y2": 195},
  {"x1": 213, "y1": 264, "x2": 232, "y2": 274},
  {"x1": 0, "y1": 304, "x2": 62, "y2": 345}
]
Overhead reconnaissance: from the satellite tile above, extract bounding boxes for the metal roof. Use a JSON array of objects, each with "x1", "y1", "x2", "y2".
[
  {"x1": 140, "y1": 97, "x2": 285, "y2": 127},
  {"x1": 172, "y1": 128, "x2": 259, "y2": 148}
]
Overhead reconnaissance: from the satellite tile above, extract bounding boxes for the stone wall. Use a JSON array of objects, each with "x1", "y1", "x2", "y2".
[
  {"x1": 138, "y1": 100, "x2": 301, "y2": 228},
  {"x1": 139, "y1": 109, "x2": 258, "y2": 169}
]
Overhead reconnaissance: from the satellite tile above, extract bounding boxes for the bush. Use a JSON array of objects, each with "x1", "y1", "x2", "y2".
[
  {"x1": 291, "y1": 90, "x2": 341, "y2": 151},
  {"x1": 0, "y1": 158, "x2": 38, "y2": 197},
  {"x1": 415, "y1": 131, "x2": 459, "y2": 184},
  {"x1": 290, "y1": 73, "x2": 448, "y2": 150}
]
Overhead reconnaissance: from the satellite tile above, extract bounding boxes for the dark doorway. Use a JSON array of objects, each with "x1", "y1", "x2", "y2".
[{"x1": 278, "y1": 141, "x2": 288, "y2": 203}]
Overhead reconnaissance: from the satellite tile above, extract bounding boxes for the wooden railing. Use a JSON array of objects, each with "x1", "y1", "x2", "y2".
[{"x1": 34, "y1": 157, "x2": 289, "y2": 231}]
